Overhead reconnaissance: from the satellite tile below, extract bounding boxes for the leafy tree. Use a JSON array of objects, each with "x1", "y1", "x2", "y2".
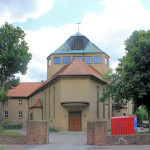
[
  {"x1": 133, "y1": 106, "x2": 148, "y2": 121},
  {"x1": 0, "y1": 22, "x2": 32, "y2": 123},
  {"x1": 100, "y1": 68, "x2": 127, "y2": 112},
  {"x1": 101, "y1": 30, "x2": 150, "y2": 121}
]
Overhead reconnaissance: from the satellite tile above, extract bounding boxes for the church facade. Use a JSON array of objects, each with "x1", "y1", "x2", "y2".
[{"x1": 2, "y1": 32, "x2": 132, "y2": 131}]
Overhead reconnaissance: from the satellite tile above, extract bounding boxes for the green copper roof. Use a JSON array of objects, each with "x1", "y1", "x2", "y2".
[
  {"x1": 52, "y1": 41, "x2": 103, "y2": 54},
  {"x1": 49, "y1": 32, "x2": 107, "y2": 57}
]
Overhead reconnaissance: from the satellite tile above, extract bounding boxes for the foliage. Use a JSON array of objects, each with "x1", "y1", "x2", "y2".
[
  {"x1": 0, "y1": 22, "x2": 32, "y2": 122},
  {"x1": 100, "y1": 69, "x2": 127, "y2": 111},
  {"x1": 100, "y1": 30, "x2": 150, "y2": 118},
  {"x1": 0, "y1": 22, "x2": 32, "y2": 82},
  {"x1": 0, "y1": 125, "x2": 4, "y2": 134},
  {"x1": 0, "y1": 22, "x2": 31, "y2": 89},
  {"x1": 0, "y1": 147, "x2": 3, "y2": 150},
  {"x1": 0, "y1": 88, "x2": 9, "y2": 103},
  {"x1": 49, "y1": 128, "x2": 59, "y2": 132},
  {"x1": 133, "y1": 106, "x2": 148, "y2": 121}
]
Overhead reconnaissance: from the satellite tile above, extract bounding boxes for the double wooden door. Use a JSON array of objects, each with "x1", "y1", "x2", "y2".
[{"x1": 69, "y1": 112, "x2": 81, "y2": 131}]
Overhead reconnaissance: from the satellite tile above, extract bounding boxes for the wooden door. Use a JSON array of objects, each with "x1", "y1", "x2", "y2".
[{"x1": 69, "y1": 112, "x2": 81, "y2": 131}]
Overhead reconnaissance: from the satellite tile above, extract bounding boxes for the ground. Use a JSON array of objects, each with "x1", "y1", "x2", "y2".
[{"x1": 0, "y1": 132, "x2": 150, "y2": 150}]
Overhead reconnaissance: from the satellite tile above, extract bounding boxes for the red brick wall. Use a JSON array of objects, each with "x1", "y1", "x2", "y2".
[
  {"x1": 107, "y1": 134, "x2": 150, "y2": 145},
  {"x1": 0, "y1": 121, "x2": 49, "y2": 145},
  {"x1": 87, "y1": 121, "x2": 107, "y2": 145},
  {"x1": 26, "y1": 121, "x2": 49, "y2": 144},
  {"x1": 87, "y1": 121, "x2": 150, "y2": 145},
  {"x1": 0, "y1": 135, "x2": 27, "y2": 144}
]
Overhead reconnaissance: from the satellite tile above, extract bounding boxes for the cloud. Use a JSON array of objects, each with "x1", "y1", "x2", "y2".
[
  {"x1": 19, "y1": 24, "x2": 77, "y2": 82},
  {"x1": 18, "y1": 0, "x2": 150, "y2": 82},
  {"x1": 81, "y1": 0, "x2": 150, "y2": 70},
  {"x1": 0, "y1": 0, "x2": 54, "y2": 25}
]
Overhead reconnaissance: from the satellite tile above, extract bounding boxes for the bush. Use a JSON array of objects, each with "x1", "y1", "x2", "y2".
[
  {"x1": 133, "y1": 106, "x2": 148, "y2": 121},
  {"x1": 49, "y1": 128, "x2": 58, "y2": 132},
  {"x1": 0, "y1": 125, "x2": 4, "y2": 134}
]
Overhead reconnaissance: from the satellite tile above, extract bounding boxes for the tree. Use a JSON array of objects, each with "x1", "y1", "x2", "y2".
[
  {"x1": 0, "y1": 22, "x2": 32, "y2": 123},
  {"x1": 101, "y1": 30, "x2": 150, "y2": 121},
  {"x1": 133, "y1": 106, "x2": 148, "y2": 122}
]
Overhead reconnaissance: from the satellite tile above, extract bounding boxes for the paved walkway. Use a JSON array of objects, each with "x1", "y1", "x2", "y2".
[{"x1": 1, "y1": 132, "x2": 150, "y2": 150}]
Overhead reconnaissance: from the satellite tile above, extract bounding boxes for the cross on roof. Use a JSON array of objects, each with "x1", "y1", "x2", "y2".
[{"x1": 76, "y1": 21, "x2": 81, "y2": 32}]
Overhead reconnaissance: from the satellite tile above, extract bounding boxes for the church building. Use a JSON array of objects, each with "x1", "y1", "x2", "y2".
[{"x1": 2, "y1": 32, "x2": 132, "y2": 131}]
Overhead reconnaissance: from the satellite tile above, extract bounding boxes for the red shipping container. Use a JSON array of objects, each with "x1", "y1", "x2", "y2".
[{"x1": 111, "y1": 115, "x2": 137, "y2": 136}]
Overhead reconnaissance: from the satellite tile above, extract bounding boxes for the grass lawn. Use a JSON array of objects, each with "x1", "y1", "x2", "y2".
[
  {"x1": 49, "y1": 128, "x2": 59, "y2": 132},
  {"x1": 0, "y1": 126, "x2": 24, "y2": 135},
  {"x1": 0, "y1": 147, "x2": 3, "y2": 150}
]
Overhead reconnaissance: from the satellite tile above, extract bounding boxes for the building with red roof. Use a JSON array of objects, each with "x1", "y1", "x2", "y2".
[{"x1": 3, "y1": 32, "x2": 132, "y2": 131}]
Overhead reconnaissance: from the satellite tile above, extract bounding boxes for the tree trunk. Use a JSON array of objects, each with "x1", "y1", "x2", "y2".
[
  {"x1": 148, "y1": 109, "x2": 150, "y2": 133},
  {"x1": 0, "y1": 83, "x2": 5, "y2": 125}
]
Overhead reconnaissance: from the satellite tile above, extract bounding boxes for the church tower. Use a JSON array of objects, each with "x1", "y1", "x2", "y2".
[{"x1": 47, "y1": 32, "x2": 109, "y2": 79}]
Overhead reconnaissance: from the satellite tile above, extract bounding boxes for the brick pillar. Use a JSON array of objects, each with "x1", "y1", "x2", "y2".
[
  {"x1": 87, "y1": 121, "x2": 107, "y2": 145},
  {"x1": 27, "y1": 121, "x2": 49, "y2": 144},
  {"x1": 87, "y1": 122, "x2": 95, "y2": 144}
]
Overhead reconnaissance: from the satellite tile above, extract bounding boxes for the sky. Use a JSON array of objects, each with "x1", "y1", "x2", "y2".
[{"x1": 1, "y1": 0, "x2": 150, "y2": 82}]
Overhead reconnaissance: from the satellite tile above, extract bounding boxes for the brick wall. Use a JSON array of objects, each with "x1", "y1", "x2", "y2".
[
  {"x1": 107, "y1": 134, "x2": 150, "y2": 145},
  {"x1": 27, "y1": 120, "x2": 49, "y2": 144},
  {"x1": 87, "y1": 121, "x2": 150, "y2": 145},
  {"x1": 0, "y1": 135, "x2": 27, "y2": 144},
  {"x1": 0, "y1": 120, "x2": 49, "y2": 145},
  {"x1": 87, "y1": 121, "x2": 107, "y2": 145}
]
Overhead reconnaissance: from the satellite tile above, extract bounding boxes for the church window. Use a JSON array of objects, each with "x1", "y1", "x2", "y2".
[
  {"x1": 54, "y1": 57, "x2": 61, "y2": 64},
  {"x1": 63, "y1": 56, "x2": 71, "y2": 64},
  {"x1": 53, "y1": 87, "x2": 55, "y2": 118},
  {"x1": 103, "y1": 89, "x2": 105, "y2": 119},
  {"x1": 5, "y1": 111, "x2": 8, "y2": 118},
  {"x1": 19, "y1": 111, "x2": 22, "y2": 118},
  {"x1": 105, "y1": 57, "x2": 108, "y2": 66},
  {"x1": 48, "y1": 59, "x2": 51, "y2": 66},
  {"x1": 73, "y1": 39, "x2": 82, "y2": 49},
  {"x1": 94, "y1": 56, "x2": 102, "y2": 64},
  {"x1": 49, "y1": 89, "x2": 50, "y2": 118},
  {"x1": 85, "y1": 56, "x2": 92, "y2": 64},
  {"x1": 45, "y1": 91, "x2": 46, "y2": 118},
  {"x1": 97, "y1": 86, "x2": 99, "y2": 118},
  {"x1": 73, "y1": 56, "x2": 83, "y2": 61}
]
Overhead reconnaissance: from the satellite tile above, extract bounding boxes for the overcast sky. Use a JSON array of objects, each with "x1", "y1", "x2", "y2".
[{"x1": 1, "y1": 0, "x2": 150, "y2": 82}]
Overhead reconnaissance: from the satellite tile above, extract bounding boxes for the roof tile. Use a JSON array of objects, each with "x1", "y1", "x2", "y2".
[
  {"x1": 29, "y1": 99, "x2": 42, "y2": 109},
  {"x1": 8, "y1": 82, "x2": 42, "y2": 97}
]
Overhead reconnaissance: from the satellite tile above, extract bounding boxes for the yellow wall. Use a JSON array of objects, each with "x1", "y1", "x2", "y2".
[
  {"x1": 61, "y1": 77, "x2": 90, "y2": 103},
  {"x1": 60, "y1": 77, "x2": 90, "y2": 131},
  {"x1": 3, "y1": 98, "x2": 28, "y2": 127},
  {"x1": 89, "y1": 79, "x2": 112, "y2": 120},
  {"x1": 47, "y1": 53, "x2": 109, "y2": 79},
  {"x1": 28, "y1": 76, "x2": 112, "y2": 131}
]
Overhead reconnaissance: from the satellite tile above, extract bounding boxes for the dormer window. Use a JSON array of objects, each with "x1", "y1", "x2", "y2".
[{"x1": 73, "y1": 39, "x2": 82, "y2": 50}]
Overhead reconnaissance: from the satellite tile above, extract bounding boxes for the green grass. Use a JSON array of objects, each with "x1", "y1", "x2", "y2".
[
  {"x1": 107, "y1": 129, "x2": 111, "y2": 132},
  {"x1": 136, "y1": 131, "x2": 150, "y2": 134},
  {"x1": 49, "y1": 128, "x2": 59, "y2": 132},
  {"x1": 0, "y1": 147, "x2": 3, "y2": 150},
  {"x1": 0, "y1": 125, "x2": 24, "y2": 135}
]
